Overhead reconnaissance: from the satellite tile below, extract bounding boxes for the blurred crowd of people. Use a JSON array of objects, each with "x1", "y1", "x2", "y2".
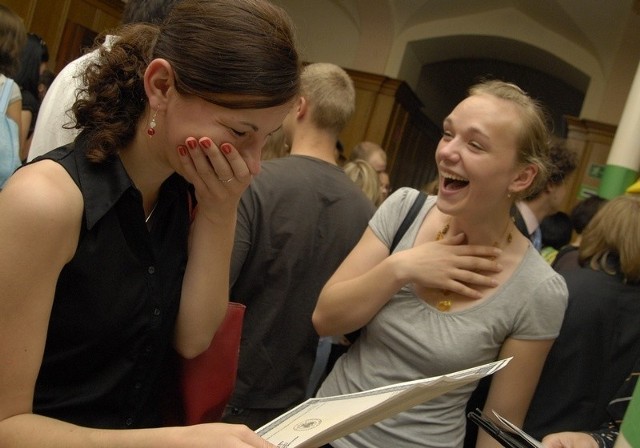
[{"x1": 1, "y1": 2, "x2": 639, "y2": 448}]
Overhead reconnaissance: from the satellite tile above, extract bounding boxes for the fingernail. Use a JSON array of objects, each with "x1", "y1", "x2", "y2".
[
  {"x1": 200, "y1": 138, "x2": 212, "y2": 149},
  {"x1": 221, "y1": 143, "x2": 232, "y2": 154},
  {"x1": 186, "y1": 139, "x2": 198, "y2": 150},
  {"x1": 177, "y1": 145, "x2": 187, "y2": 156}
]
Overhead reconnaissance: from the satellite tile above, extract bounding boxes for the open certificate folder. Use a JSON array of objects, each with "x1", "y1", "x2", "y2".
[{"x1": 256, "y1": 357, "x2": 512, "y2": 448}]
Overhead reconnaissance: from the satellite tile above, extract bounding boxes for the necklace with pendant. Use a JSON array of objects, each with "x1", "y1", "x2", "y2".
[
  {"x1": 145, "y1": 202, "x2": 158, "y2": 224},
  {"x1": 434, "y1": 218, "x2": 513, "y2": 312}
]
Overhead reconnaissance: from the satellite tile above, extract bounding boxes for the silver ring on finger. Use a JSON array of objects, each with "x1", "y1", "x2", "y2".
[{"x1": 218, "y1": 176, "x2": 234, "y2": 183}]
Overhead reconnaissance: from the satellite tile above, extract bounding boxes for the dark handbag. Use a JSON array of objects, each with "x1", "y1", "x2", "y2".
[
  {"x1": 180, "y1": 301, "x2": 246, "y2": 424},
  {"x1": 169, "y1": 190, "x2": 246, "y2": 425}
]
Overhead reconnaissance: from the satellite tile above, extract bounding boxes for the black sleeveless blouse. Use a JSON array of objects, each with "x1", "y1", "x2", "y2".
[{"x1": 32, "y1": 140, "x2": 191, "y2": 429}]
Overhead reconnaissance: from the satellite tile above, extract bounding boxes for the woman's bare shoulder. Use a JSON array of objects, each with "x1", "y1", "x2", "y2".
[{"x1": 0, "y1": 161, "x2": 84, "y2": 262}]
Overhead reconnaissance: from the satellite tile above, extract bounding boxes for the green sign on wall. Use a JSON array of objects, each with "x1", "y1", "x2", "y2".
[{"x1": 588, "y1": 164, "x2": 605, "y2": 179}]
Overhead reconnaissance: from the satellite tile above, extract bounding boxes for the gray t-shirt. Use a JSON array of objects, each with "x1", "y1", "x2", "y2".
[
  {"x1": 229, "y1": 155, "x2": 376, "y2": 410},
  {"x1": 317, "y1": 187, "x2": 568, "y2": 448}
]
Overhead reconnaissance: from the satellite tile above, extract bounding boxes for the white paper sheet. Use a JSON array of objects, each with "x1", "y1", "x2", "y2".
[{"x1": 257, "y1": 357, "x2": 512, "y2": 448}]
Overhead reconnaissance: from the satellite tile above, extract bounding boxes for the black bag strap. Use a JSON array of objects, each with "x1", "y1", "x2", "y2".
[
  {"x1": 390, "y1": 191, "x2": 427, "y2": 253},
  {"x1": 344, "y1": 191, "x2": 428, "y2": 345}
]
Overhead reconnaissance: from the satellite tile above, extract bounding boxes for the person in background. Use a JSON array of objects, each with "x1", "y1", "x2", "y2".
[
  {"x1": 541, "y1": 354, "x2": 640, "y2": 448},
  {"x1": 37, "y1": 68, "x2": 55, "y2": 101},
  {"x1": 28, "y1": 0, "x2": 184, "y2": 161},
  {"x1": 343, "y1": 158, "x2": 381, "y2": 205},
  {"x1": 314, "y1": 157, "x2": 381, "y2": 390},
  {"x1": 221, "y1": 62, "x2": 376, "y2": 430},
  {"x1": 552, "y1": 195, "x2": 607, "y2": 271},
  {"x1": 378, "y1": 170, "x2": 391, "y2": 205},
  {"x1": 539, "y1": 211, "x2": 572, "y2": 265},
  {"x1": 260, "y1": 126, "x2": 289, "y2": 161},
  {"x1": 512, "y1": 140, "x2": 577, "y2": 251},
  {"x1": 524, "y1": 195, "x2": 640, "y2": 441},
  {"x1": 334, "y1": 140, "x2": 347, "y2": 166},
  {"x1": 15, "y1": 33, "x2": 48, "y2": 158},
  {"x1": 349, "y1": 140, "x2": 390, "y2": 204},
  {"x1": 313, "y1": 80, "x2": 568, "y2": 448},
  {"x1": 0, "y1": 4, "x2": 26, "y2": 168},
  {"x1": 349, "y1": 140, "x2": 387, "y2": 172},
  {"x1": 0, "y1": 1, "x2": 300, "y2": 447}
]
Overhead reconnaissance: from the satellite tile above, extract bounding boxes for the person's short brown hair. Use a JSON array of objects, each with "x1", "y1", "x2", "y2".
[
  {"x1": 300, "y1": 62, "x2": 355, "y2": 136},
  {"x1": 579, "y1": 195, "x2": 640, "y2": 283}
]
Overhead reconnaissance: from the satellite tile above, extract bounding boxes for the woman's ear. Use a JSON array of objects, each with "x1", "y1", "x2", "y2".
[
  {"x1": 294, "y1": 96, "x2": 307, "y2": 120},
  {"x1": 510, "y1": 163, "x2": 538, "y2": 194},
  {"x1": 143, "y1": 58, "x2": 174, "y2": 110}
]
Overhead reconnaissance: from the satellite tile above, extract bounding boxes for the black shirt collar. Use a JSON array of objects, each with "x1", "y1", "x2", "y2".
[{"x1": 69, "y1": 137, "x2": 136, "y2": 230}]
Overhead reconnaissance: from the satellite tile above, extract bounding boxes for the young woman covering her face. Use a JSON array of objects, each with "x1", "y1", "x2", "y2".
[
  {"x1": 313, "y1": 80, "x2": 568, "y2": 448},
  {"x1": 0, "y1": 0, "x2": 299, "y2": 447}
]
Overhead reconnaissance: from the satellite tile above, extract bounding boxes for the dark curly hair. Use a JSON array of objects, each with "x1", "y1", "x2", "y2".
[
  {"x1": 524, "y1": 139, "x2": 577, "y2": 200},
  {"x1": 72, "y1": 0, "x2": 301, "y2": 162},
  {"x1": 570, "y1": 195, "x2": 607, "y2": 234}
]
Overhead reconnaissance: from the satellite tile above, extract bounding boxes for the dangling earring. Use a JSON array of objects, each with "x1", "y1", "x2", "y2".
[
  {"x1": 147, "y1": 109, "x2": 158, "y2": 137},
  {"x1": 507, "y1": 191, "x2": 512, "y2": 200}
]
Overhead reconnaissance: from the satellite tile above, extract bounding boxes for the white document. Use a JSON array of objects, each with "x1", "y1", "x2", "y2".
[
  {"x1": 492, "y1": 410, "x2": 543, "y2": 448},
  {"x1": 257, "y1": 357, "x2": 512, "y2": 448}
]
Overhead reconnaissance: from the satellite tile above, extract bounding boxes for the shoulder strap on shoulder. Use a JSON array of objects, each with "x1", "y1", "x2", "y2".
[{"x1": 390, "y1": 191, "x2": 427, "y2": 253}]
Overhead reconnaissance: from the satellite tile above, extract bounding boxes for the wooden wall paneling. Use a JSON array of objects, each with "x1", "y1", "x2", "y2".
[
  {"x1": 83, "y1": 0, "x2": 124, "y2": 16},
  {"x1": 383, "y1": 96, "x2": 409, "y2": 171},
  {"x1": 24, "y1": 0, "x2": 71, "y2": 72},
  {"x1": 84, "y1": 0, "x2": 122, "y2": 33},
  {"x1": 2, "y1": 0, "x2": 36, "y2": 26},
  {"x1": 2, "y1": 0, "x2": 123, "y2": 73},
  {"x1": 394, "y1": 114, "x2": 439, "y2": 190},
  {"x1": 52, "y1": 0, "x2": 121, "y2": 71},
  {"x1": 340, "y1": 90, "x2": 375, "y2": 155},
  {"x1": 55, "y1": 21, "x2": 96, "y2": 72},
  {"x1": 66, "y1": 0, "x2": 119, "y2": 36},
  {"x1": 564, "y1": 116, "x2": 615, "y2": 210},
  {"x1": 340, "y1": 70, "x2": 390, "y2": 156},
  {"x1": 365, "y1": 77, "x2": 402, "y2": 143},
  {"x1": 385, "y1": 82, "x2": 440, "y2": 191}
]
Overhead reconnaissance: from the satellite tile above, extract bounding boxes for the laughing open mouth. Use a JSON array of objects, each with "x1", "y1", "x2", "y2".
[{"x1": 442, "y1": 173, "x2": 470, "y2": 190}]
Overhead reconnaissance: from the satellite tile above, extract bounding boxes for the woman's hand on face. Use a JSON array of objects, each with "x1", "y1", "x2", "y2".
[
  {"x1": 541, "y1": 432, "x2": 599, "y2": 448},
  {"x1": 403, "y1": 232, "x2": 503, "y2": 299},
  {"x1": 177, "y1": 423, "x2": 276, "y2": 448},
  {"x1": 177, "y1": 137, "x2": 251, "y2": 221}
]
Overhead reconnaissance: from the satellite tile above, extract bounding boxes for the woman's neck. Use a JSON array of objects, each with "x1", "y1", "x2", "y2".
[
  {"x1": 441, "y1": 214, "x2": 514, "y2": 247},
  {"x1": 119, "y1": 134, "x2": 172, "y2": 207}
]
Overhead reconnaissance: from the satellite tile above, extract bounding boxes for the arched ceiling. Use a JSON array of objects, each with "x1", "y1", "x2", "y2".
[
  {"x1": 330, "y1": 0, "x2": 639, "y2": 91},
  {"x1": 390, "y1": 0, "x2": 635, "y2": 67}
]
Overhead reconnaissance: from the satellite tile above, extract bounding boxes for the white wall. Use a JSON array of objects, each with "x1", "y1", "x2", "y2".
[{"x1": 273, "y1": 0, "x2": 640, "y2": 126}]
